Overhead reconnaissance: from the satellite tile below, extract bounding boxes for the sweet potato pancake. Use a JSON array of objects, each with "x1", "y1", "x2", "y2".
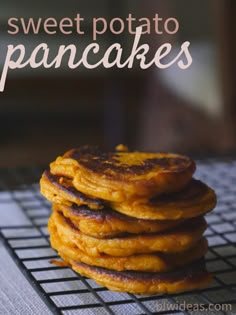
[
  {"x1": 50, "y1": 146, "x2": 196, "y2": 202},
  {"x1": 41, "y1": 145, "x2": 216, "y2": 295},
  {"x1": 49, "y1": 211, "x2": 207, "y2": 257},
  {"x1": 40, "y1": 170, "x2": 103, "y2": 210},
  {"x1": 41, "y1": 171, "x2": 215, "y2": 222},
  {"x1": 64, "y1": 259, "x2": 212, "y2": 294},
  {"x1": 112, "y1": 179, "x2": 216, "y2": 220},
  {"x1": 52, "y1": 203, "x2": 184, "y2": 238},
  {"x1": 49, "y1": 222, "x2": 208, "y2": 272}
]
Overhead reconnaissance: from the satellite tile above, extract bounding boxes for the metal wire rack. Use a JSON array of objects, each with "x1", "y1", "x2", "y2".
[{"x1": 0, "y1": 160, "x2": 236, "y2": 315}]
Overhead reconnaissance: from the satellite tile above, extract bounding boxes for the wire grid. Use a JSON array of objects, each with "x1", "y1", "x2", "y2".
[{"x1": 0, "y1": 160, "x2": 236, "y2": 315}]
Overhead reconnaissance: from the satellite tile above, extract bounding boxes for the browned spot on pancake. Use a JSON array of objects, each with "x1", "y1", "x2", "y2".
[
  {"x1": 67, "y1": 146, "x2": 191, "y2": 177},
  {"x1": 44, "y1": 170, "x2": 103, "y2": 208},
  {"x1": 74, "y1": 258, "x2": 208, "y2": 282}
]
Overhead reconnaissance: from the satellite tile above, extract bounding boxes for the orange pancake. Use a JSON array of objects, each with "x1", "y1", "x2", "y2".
[
  {"x1": 50, "y1": 222, "x2": 208, "y2": 272},
  {"x1": 49, "y1": 211, "x2": 207, "y2": 257},
  {"x1": 111, "y1": 179, "x2": 216, "y2": 220},
  {"x1": 41, "y1": 170, "x2": 216, "y2": 222},
  {"x1": 65, "y1": 258, "x2": 212, "y2": 294},
  {"x1": 50, "y1": 146, "x2": 196, "y2": 202},
  {"x1": 52, "y1": 203, "x2": 184, "y2": 238}
]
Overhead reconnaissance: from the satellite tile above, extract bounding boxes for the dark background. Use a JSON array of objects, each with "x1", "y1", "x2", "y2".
[{"x1": 0, "y1": 0, "x2": 235, "y2": 167}]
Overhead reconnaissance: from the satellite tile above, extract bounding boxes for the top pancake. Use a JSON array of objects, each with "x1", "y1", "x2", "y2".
[{"x1": 50, "y1": 146, "x2": 196, "y2": 202}]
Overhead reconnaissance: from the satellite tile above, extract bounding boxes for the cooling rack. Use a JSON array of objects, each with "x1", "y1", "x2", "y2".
[{"x1": 0, "y1": 160, "x2": 236, "y2": 315}]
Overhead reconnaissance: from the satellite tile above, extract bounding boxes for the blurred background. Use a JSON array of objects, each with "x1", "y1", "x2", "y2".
[{"x1": 0, "y1": 0, "x2": 235, "y2": 167}]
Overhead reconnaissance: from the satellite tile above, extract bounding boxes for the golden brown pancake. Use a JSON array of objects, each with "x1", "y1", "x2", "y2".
[
  {"x1": 50, "y1": 222, "x2": 208, "y2": 272},
  {"x1": 40, "y1": 170, "x2": 103, "y2": 210},
  {"x1": 49, "y1": 211, "x2": 207, "y2": 257},
  {"x1": 52, "y1": 203, "x2": 184, "y2": 238},
  {"x1": 41, "y1": 169, "x2": 215, "y2": 222},
  {"x1": 50, "y1": 146, "x2": 196, "y2": 202},
  {"x1": 111, "y1": 179, "x2": 217, "y2": 220},
  {"x1": 63, "y1": 258, "x2": 212, "y2": 294},
  {"x1": 41, "y1": 170, "x2": 215, "y2": 222}
]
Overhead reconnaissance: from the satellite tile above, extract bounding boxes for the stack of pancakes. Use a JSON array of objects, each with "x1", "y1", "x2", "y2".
[{"x1": 40, "y1": 146, "x2": 216, "y2": 295}]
